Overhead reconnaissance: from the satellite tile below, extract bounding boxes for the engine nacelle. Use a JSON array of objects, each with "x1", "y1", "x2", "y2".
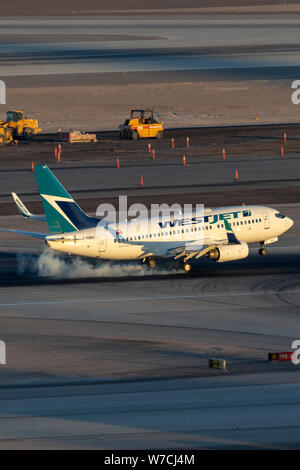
[{"x1": 208, "y1": 242, "x2": 249, "y2": 263}]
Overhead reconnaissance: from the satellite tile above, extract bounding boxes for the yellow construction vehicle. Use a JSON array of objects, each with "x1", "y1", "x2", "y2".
[
  {"x1": 119, "y1": 109, "x2": 163, "y2": 140},
  {"x1": 0, "y1": 110, "x2": 42, "y2": 140},
  {"x1": 0, "y1": 126, "x2": 14, "y2": 145}
]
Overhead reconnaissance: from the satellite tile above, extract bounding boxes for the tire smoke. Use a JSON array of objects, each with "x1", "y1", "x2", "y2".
[{"x1": 17, "y1": 248, "x2": 180, "y2": 279}]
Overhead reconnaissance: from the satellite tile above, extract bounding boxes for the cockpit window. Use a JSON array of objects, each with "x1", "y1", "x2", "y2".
[{"x1": 275, "y1": 213, "x2": 286, "y2": 219}]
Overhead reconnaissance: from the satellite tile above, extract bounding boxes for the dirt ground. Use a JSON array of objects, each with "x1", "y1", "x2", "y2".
[{"x1": 1, "y1": 79, "x2": 296, "y2": 133}]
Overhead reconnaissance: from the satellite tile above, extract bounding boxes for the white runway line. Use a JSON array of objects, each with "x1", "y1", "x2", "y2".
[{"x1": 0, "y1": 289, "x2": 299, "y2": 307}]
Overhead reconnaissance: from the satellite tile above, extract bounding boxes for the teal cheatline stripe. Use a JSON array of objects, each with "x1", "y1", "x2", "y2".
[
  {"x1": 223, "y1": 218, "x2": 240, "y2": 244},
  {"x1": 34, "y1": 164, "x2": 72, "y2": 199},
  {"x1": 223, "y1": 219, "x2": 232, "y2": 231}
]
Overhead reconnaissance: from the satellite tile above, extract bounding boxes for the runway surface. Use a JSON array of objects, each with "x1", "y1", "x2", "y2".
[
  {"x1": 2, "y1": 14, "x2": 300, "y2": 84},
  {"x1": 0, "y1": 202, "x2": 299, "y2": 448}
]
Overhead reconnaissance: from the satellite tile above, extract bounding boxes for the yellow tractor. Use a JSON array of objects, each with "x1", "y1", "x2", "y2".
[
  {"x1": 0, "y1": 110, "x2": 42, "y2": 141},
  {"x1": 0, "y1": 126, "x2": 14, "y2": 145},
  {"x1": 119, "y1": 109, "x2": 163, "y2": 140}
]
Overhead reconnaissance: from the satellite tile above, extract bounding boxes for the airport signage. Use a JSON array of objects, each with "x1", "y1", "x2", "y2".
[
  {"x1": 268, "y1": 351, "x2": 295, "y2": 362},
  {"x1": 208, "y1": 358, "x2": 226, "y2": 370}
]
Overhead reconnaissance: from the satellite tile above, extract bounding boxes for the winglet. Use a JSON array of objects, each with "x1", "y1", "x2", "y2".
[
  {"x1": 12, "y1": 192, "x2": 32, "y2": 218},
  {"x1": 11, "y1": 192, "x2": 47, "y2": 222}
]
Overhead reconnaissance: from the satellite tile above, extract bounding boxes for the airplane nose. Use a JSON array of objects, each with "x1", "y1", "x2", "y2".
[{"x1": 286, "y1": 217, "x2": 294, "y2": 229}]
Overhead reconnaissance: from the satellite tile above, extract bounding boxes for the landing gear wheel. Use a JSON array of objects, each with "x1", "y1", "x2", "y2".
[
  {"x1": 183, "y1": 262, "x2": 192, "y2": 273},
  {"x1": 259, "y1": 248, "x2": 267, "y2": 256},
  {"x1": 148, "y1": 259, "x2": 156, "y2": 269}
]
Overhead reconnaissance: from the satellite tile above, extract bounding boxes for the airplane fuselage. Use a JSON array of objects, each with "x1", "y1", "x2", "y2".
[{"x1": 45, "y1": 205, "x2": 293, "y2": 261}]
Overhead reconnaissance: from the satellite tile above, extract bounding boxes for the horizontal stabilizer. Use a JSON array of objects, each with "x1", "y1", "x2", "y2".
[{"x1": 0, "y1": 228, "x2": 47, "y2": 239}]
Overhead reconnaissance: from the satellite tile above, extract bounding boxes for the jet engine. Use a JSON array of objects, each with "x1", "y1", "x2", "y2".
[{"x1": 207, "y1": 242, "x2": 249, "y2": 263}]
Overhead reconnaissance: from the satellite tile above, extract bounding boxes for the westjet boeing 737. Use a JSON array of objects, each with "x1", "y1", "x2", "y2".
[{"x1": 2, "y1": 165, "x2": 294, "y2": 272}]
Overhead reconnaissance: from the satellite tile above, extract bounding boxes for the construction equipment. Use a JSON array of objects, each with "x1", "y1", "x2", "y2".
[
  {"x1": 0, "y1": 110, "x2": 42, "y2": 140},
  {"x1": 119, "y1": 109, "x2": 163, "y2": 140},
  {"x1": 0, "y1": 126, "x2": 14, "y2": 145}
]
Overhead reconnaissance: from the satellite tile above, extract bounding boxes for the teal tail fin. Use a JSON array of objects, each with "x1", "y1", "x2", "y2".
[{"x1": 34, "y1": 164, "x2": 98, "y2": 234}]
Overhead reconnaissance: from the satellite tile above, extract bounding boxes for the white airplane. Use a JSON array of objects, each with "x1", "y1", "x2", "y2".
[{"x1": 2, "y1": 165, "x2": 294, "y2": 273}]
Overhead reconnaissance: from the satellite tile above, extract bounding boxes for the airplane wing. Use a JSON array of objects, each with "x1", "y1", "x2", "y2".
[
  {"x1": 0, "y1": 228, "x2": 47, "y2": 239},
  {"x1": 11, "y1": 192, "x2": 47, "y2": 222}
]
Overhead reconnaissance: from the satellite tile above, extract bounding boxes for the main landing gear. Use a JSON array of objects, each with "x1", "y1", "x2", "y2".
[
  {"x1": 147, "y1": 258, "x2": 156, "y2": 269},
  {"x1": 142, "y1": 258, "x2": 156, "y2": 269}
]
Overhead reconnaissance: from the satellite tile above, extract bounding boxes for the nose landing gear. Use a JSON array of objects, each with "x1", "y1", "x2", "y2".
[
  {"x1": 259, "y1": 246, "x2": 267, "y2": 256},
  {"x1": 183, "y1": 262, "x2": 192, "y2": 273}
]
